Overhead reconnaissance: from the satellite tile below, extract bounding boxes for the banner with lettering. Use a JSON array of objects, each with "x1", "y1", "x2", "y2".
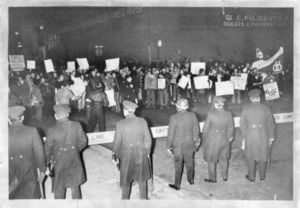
[
  {"x1": 252, "y1": 47, "x2": 284, "y2": 74},
  {"x1": 263, "y1": 82, "x2": 280, "y2": 100},
  {"x1": 9, "y1": 55, "x2": 25, "y2": 71}
]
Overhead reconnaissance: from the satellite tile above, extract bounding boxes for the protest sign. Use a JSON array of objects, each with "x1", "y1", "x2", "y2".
[
  {"x1": 105, "y1": 58, "x2": 120, "y2": 72},
  {"x1": 27, "y1": 60, "x2": 36, "y2": 69},
  {"x1": 105, "y1": 89, "x2": 116, "y2": 107},
  {"x1": 9, "y1": 55, "x2": 25, "y2": 71},
  {"x1": 44, "y1": 59, "x2": 55, "y2": 73},
  {"x1": 158, "y1": 79, "x2": 166, "y2": 89},
  {"x1": 66, "y1": 61, "x2": 75, "y2": 73},
  {"x1": 191, "y1": 62, "x2": 206, "y2": 75},
  {"x1": 263, "y1": 82, "x2": 280, "y2": 100},
  {"x1": 230, "y1": 76, "x2": 247, "y2": 90},
  {"x1": 76, "y1": 58, "x2": 89, "y2": 70},
  {"x1": 215, "y1": 81, "x2": 234, "y2": 96},
  {"x1": 178, "y1": 75, "x2": 189, "y2": 89},
  {"x1": 194, "y1": 76, "x2": 210, "y2": 89}
]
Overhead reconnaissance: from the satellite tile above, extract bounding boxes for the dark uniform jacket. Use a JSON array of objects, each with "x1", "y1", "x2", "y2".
[
  {"x1": 202, "y1": 110, "x2": 234, "y2": 162},
  {"x1": 167, "y1": 111, "x2": 200, "y2": 155},
  {"x1": 113, "y1": 115, "x2": 152, "y2": 187},
  {"x1": 45, "y1": 119, "x2": 87, "y2": 193},
  {"x1": 9, "y1": 122, "x2": 46, "y2": 199},
  {"x1": 240, "y1": 102, "x2": 275, "y2": 161}
]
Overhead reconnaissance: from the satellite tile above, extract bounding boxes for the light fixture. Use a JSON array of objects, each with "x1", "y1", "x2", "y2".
[
  {"x1": 40, "y1": 25, "x2": 44, "y2": 30},
  {"x1": 15, "y1": 32, "x2": 19, "y2": 35},
  {"x1": 158, "y1": 40, "x2": 162, "y2": 47}
]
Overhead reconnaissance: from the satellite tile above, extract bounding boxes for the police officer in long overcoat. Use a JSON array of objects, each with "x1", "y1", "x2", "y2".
[
  {"x1": 9, "y1": 106, "x2": 46, "y2": 199},
  {"x1": 167, "y1": 98, "x2": 200, "y2": 190},
  {"x1": 112, "y1": 100, "x2": 152, "y2": 199},
  {"x1": 86, "y1": 81, "x2": 109, "y2": 132},
  {"x1": 202, "y1": 96, "x2": 234, "y2": 182},
  {"x1": 45, "y1": 104, "x2": 87, "y2": 199},
  {"x1": 240, "y1": 88, "x2": 275, "y2": 182}
]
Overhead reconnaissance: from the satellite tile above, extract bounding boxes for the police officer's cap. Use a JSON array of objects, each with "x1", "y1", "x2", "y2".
[
  {"x1": 213, "y1": 96, "x2": 226, "y2": 103},
  {"x1": 9, "y1": 106, "x2": 25, "y2": 119},
  {"x1": 54, "y1": 104, "x2": 71, "y2": 115},
  {"x1": 248, "y1": 88, "x2": 262, "y2": 98},
  {"x1": 123, "y1": 100, "x2": 138, "y2": 112},
  {"x1": 175, "y1": 98, "x2": 189, "y2": 110}
]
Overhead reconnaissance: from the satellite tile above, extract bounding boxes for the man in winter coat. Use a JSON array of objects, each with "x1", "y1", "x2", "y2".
[
  {"x1": 45, "y1": 104, "x2": 87, "y2": 199},
  {"x1": 202, "y1": 96, "x2": 234, "y2": 183},
  {"x1": 167, "y1": 98, "x2": 200, "y2": 190},
  {"x1": 9, "y1": 106, "x2": 46, "y2": 199},
  {"x1": 240, "y1": 88, "x2": 275, "y2": 182},
  {"x1": 86, "y1": 81, "x2": 109, "y2": 132},
  {"x1": 112, "y1": 100, "x2": 152, "y2": 199}
]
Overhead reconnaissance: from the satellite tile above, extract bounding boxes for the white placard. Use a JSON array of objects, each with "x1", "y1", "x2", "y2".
[
  {"x1": 66, "y1": 61, "x2": 75, "y2": 72},
  {"x1": 9, "y1": 55, "x2": 25, "y2": 71},
  {"x1": 44, "y1": 59, "x2": 55, "y2": 73},
  {"x1": 263, "y1": 82, "x2": 280, "y2": 100},
  {"x1": 158, "y1": 78, "x2": 166, "y2": 89},
  {"x1": 105, "y1": 58, "x2": 120, "y2": 72},
  {"x1": 191, "y1": 62, "x2": 206, "y2": 75},
  {"x1": 105, "y1": 89, "x2": 116, "y2": 107},
  {"x1": 27, "y1": 60, "x2": 36, "y2": 69},
  {"x1": 240, "y1": 73, "x2": 248, "y2": 79},
  {"x1": 215, "y1": 81, "x2": 234, "y2": 96},
  {"x1": 178, "y1": 75, "x2": 189, "y2": 89},
  {"x1": 76, "y1": 58, "x2": 89, "y2": 70},
  {"x1": 230, "y1": 76, "x2": 247, "y2": 90},
  {"x1": 194, "y1": 76, "x2": 210, "y2": 89}
]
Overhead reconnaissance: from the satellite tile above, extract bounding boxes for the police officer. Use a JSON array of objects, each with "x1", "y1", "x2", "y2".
[
  {"x1": 240, "y1": 88, "x2": 275, "y2": 182},
  {"x1": 202, "y1": 96, "x2": 234, "y2": 183},
  {"x1": 86, "y1": 81, "x2": 109, "y2": 132},
  {"x1": 45, "y1": 104, "x2": 87, "y2": 199},
  {"x1": 9, "y1": 106, "x2": 46, "y2": 199},
  {"x1": 112, "y1": 100, "x2": 152, "y2": 199},
  {"x1": 167, "y1": 98, "x2": 200, "y2": 190}
]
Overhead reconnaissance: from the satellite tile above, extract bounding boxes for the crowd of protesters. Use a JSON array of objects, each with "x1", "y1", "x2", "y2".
[{"x1": 8, "y1": 56, "x2": 293, "y2": 129}]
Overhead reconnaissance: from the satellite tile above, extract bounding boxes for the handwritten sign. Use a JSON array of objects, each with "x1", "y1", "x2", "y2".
[
  {"x1": 44, "y1": 59, "x2": 55, "y2": 73},
  {"x1": 9, "y1": 55, "x2": 25, "y2": 71},
  {"x1": 263, "y1": 82, "x2": 280, "y2": 100},
  {"x1": 105, "y1": 58, "x2": 120, "y2": 72},
  {"x1": 215, "y1": 81, "x2": 234, "y2": 96},
  {"x1": 194, "y1": 76, "x2": 210, "y2": 89},
  {"x1": 191, "y1": 62, "x2": 206, "y2": 75},
  {"x1": 66, "y1": 61, "x2": 75, "y2": 73},
  {"x1": 178, "y1": 75, "x2": 189, "y2": 89},
  {"x1": 27, "y1": 60, "x2": 36, "y2": 69},
  {"x1": 230, "y1": 76, "x2": 247, "y2": 90},
  {"x1": 76, "y1": 58, "x2": 89, "y2": 70},
  {"x1": 158, "y1": 79, "x2": 166, "y2": 89},
  {"x1": 105, "y1": 89, "x2": 116, "y2": 107}
]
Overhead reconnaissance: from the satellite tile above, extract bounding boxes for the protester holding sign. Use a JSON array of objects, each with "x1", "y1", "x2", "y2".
[
  {"x1": 202, "y1": 96, "x2": 234, "y2": 183},
  {"x1": 230, "y1": 68, "x2": 244, "y2": 104},
  {"x1": 157, "y1": 68, "x2": 170, "y2": 109},
  {"x1": 144, "y1": 69, "x2": 157, "y2": 108}
]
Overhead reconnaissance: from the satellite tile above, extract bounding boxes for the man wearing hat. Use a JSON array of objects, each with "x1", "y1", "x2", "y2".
[
  {"x1": 202, "y1": 96, "x2": 234, "y2": 183},
  {"x1": 45, "y1": 104, "x2": 87, "y2": 199},
  {"x1": 240, "y1": 88, "x2": 275, "y2": 182},
  {"x1": 167, "y1": 98, "x2": 200, "y2": 190},
  {"x1": 9, "y1": 106, "x2": 46, "y2": 199},
  {"x1": 86, "y1": 81, "x2": 109, "y2": 132},
  {"x1": 112, "y1": 100, "x2": 152, "y2": 199}
]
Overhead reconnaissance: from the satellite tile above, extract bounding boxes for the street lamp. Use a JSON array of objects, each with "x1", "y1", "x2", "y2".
[{"x1": 157, "y1": 40, "x2": 162, "y2": 68}]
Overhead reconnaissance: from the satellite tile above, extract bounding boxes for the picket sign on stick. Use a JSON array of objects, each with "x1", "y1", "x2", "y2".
[
  {"x1": 263, "y1": 82, "x2": 280, "y2": 100},
  {"x1": 194, "y1": 76, "x2": 210, "y2": 89},
  {"x1": 157, "y1": 79, "x2": 166, "y2": 89},
  {"x1": 44, "y1": 59, "x2": 55, "y2": 73},
  {"x1": 105, "y1": 58, "x2": 120, "y2": 72},
  {"x1": 178, "y1": 75, "x2": 189, "y2": 89},
  {"x1": 9, "y1": 55, "x2": 25, "y2": 71},
  {"x1": 191, "y1": 62, "x2": 206, "y2": 75},
  {"x1": 230, "y1": 76, "x2": 247, "y2": 90},
  {"x1": 66, "y1": 61, "x2": 76, "y2": 73},
  {"x1": 76, "y1": 58, "x2": 89, "y2": 70},
  {"x1": 27, "y1": 60, "x2": 36, "y2": 69},
  {"x1": 215, "y1": 81, "x2": 234, "y2": 96}
]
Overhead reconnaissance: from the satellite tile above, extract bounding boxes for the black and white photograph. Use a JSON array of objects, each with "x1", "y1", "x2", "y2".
[{"x1": 0, "y1": 0, "x2": 299, "y2": 207}]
